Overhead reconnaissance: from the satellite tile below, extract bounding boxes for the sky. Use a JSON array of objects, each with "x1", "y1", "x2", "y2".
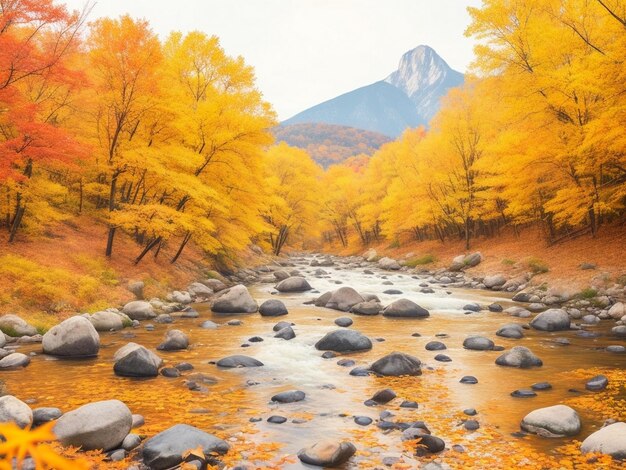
[{"x1": 60, "y1": 0, "x2": 482, "y2": 120}]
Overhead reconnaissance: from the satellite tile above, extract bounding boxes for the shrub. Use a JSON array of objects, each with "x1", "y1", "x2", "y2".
[
  {"x1": 579, "y1": 288, "x2": 598, "y2": 299},
  {"x1": 502, "y1": 258, "x2": 516, "y2": 266},
  {"x1": 527, "y1": 257, "x2": 549, "y2": 274},
  {"x1": 405, "y1": 254, "x2": 436, "y2": 267}
]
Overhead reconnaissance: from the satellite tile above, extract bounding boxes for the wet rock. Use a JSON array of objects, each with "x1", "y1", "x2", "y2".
[
  {"x1": 274, "y1": 270, "x2": 291, "y2": 281},
  {"x1": 325, "y1": 287, "x2": 365, "y2": 311},
  {"x1": 463, "y1": 336, "x2": 495, "y2": 351},
  {"x1": 434, "y1": 354, "x2": 451, "y2": 362},
  {"x1": 415, "y1": 435, "x2": 445, "y2": 456},
  {"x1": 463, "y1": 303, "x2": 481, "y2": 312},
  {"x1": 202, "y1": 278, "x2": 228, "y2": 292},
  {"x1": 42, "y1": 316, "x2": 100, "y2": 357},
  {"x1": 248, "y1": 336, "x2": 263, "y2": 342},
  {"x1": 259, "y1": 299, "x2": 288, "y2": 316},
  {"x1": 157, "y1": 329, "x2": 189, "y2": 351},
  {"x1": 54, "y1": 400, "x2": 132, "y2": 451},
  {"x1": 0, "y1": 352, "x2": 30, "y2": 369},
  {"x1": 400, "y1": 400, "x2": 419, "y2": 409},
  {"x1": 267, "y1": 415, "x2": 287, "y2": 424},
  {"x1": 216, "y1": 355, "x2": 263, "y2": 368},
  {"x1": 154, "y1": 313, "x2": 173, "y2": 324},
  {"x1": 314, "y1": 292, "x2": 333, "y2": 307},
  {"x1": 383, "y1": 289, "x2": 403, "y2": 295},
  {"x1": 530, "y1": 309, "x2": 570, "y2": 331},
  {"x1": 586, "y1": 374, "x2": 608, "y2": 391},
  {"x1": 122, "y1": 433, "x2": 141, "y2": 451},
  {"x1": 122, "y1": 301, "x2": 156, "y2": 320},
  {"x1": 581, "y1": 422, "x2": 626, "y2": 458},
  {"x1": 89, "y1": 311, "x2": 126, "y2": 331},
  {"x1": 187, "y1": 282, "x2": 213, "y2": 300},
  {"x1": 335, "y1": 317, "x2": 353, "y2": 327},
  {"x1": 484, "y1": 275, "x2": 506, "y2": 288},
  {"x1": 297, "y1": 440, "x2": 356, "y2": 466},
  {"x1": 370, "y1": 352, "x2": 421, "y2": 376},
  {"x1": 0, "y1": 395, "x2": 32, "y2": 428},
  {"x1": 211, "y1": 285, "x2": 258, "y2": 314},
  {"x1": 460, "y1": 376, "x2": 478, "y2": 384},
  {"x1": 0, "y1": 314, "x2": 37, "y2": 336},
  {"x1": 464, "y1": 408, "x2": 477, "y2": 416},
  {"x1": 273, "y1": 321, "x2": 292, "y2": 331},
  {"x1": 275, "y1": 276, "x2": 312, "y2": 293},
  {"x1": 382, "y1": 299, "x2": 429, "y2": 318},
  {"x1": 521, "y1": 405, "x2": 581, "y2": 437},
  {"x1": 464, "y1": 420, "x2": 480, "y2": 431},
  {"x1": 271, "y1": 390, "x2": 305, "y2": 403},
  {"x1": 496, "y1": 324, "x2": 524, "y2": 339},
  {"x1": 531, "y1": 382, "x2": 552, "y2": 391},
  {"x1": 379, "y1": 257, "x2": 401, "y2": 271},
  {"x1": 425, "y1": 341, "x2": 446, "y2": 351},
  {"x1": 315, "y1": 330, "x2": 372, "y2": 352},
  {"x1": 505, "y1": 306, "x2": 532, "y2": 318},
  {"x1": 495, "y1": 346, "x2": 543, "y2": 368},
  {"x1": 354, "y1": 416, "x2": 372, "y2": 426},
  {"x1": 489, "y1": 303, "x2": 504, "y2": 312},
  {"x1": 371, "y1": 389, "x2": 396, "y2": 404},
  {"x1": 608, "y1": 302, "x2": 625, "y2": 320},
  {"x1": 113, "y1": 343, "x2": 163, "y2": 377},
  {"x1": 350, "y1": 301, "x2": 382, "y2": 315},
  {"x1": 607, "y1": 345, "x2": 626, "y2": 353},
  {"x1": 581, "y1": 314, "x2": 600, "y2": 325},
  {"x1": 274, "y1": 326, "x2": 296, "y2": 340},
  {"x1": 33, "y1": 407, "x2": 62, "y2": 426},
  {"x1": 350, "y1": 367, "x2": 370, "y2": 376},
  {"x1": 200, "y1": 320, "x2": 218, "y2": 329},
  {"x1": 322, "y1": 351, "x2": 336, "y2": 359},
  {"x1": 160, "y1": 367, "x2": 181, "y2": 378},
  {"x1": 142, "y1": 424, "x2": 229, "y2": 470},
  {"x1": 511, "y1": 389, "x2": 537, "y2": 398},
  {"x1": 337, "y1": 358, "x2": 355, "y2": 367}
]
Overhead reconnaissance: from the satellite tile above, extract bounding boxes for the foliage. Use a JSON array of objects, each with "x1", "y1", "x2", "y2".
[
  {"x1": 578, "y1": 288, "x2": 598, "y2": 299},
  {"x1": 526, "y1": 257, "x2": 550, "y2": 274},
  {"x1": 405, "y1": 254, "x2": 436, "y2": 267}
]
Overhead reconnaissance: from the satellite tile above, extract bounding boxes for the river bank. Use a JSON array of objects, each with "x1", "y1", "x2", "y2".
[{"x1": 0, "y1": 253, "x2": 625, "y2": 468}]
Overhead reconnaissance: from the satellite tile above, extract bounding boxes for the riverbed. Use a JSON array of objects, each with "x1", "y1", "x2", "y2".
[{"x1": 4, "y1": 254, "x2": 626, "y2": 468}]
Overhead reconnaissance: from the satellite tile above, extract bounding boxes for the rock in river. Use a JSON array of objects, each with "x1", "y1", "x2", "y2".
[
  {"x1": 0, "y1": 395, "x2": 33, "y2": 428},
  {"x1": 114, "y1": 343, "x2": 163, "y2": 377},
  {"x1": 0, "y1": 314, "x2": 37, "y2": 336},
  {"x1": 216, "y1": 355, "x2": 263, "y2": 368},
  {"x1": 463, "y1": 336, "x2": 495, "y2": 351},
  {"x1": 586, "y1": 374, "x2": 608, "y2": 391},
  {"x1": 520, "y1": 405, "x2": 581, "y2": 437},
  {"x1": 0, "y1": 352, "x2": 30, "y2": 369},
  {"x1": 495, "y1": 346, "x2": 542, "y2": 368},
  {"x1": 42, "y1": 316, "x2": 100, "y2": 357},
  {"x1": 297, "y1": 440, "x2": 356, "y2": 467},
  {"x1": 54, "y1": 400, "x2": 132, "y2": 451},
  {"x1": 382, "y1": 299, "x2": 429, "y2": 318},
  {"x1": 157, "y1": 329, "x2": 189, "y2": 351},
  {"x1": 370, "y1": 352, "x2": 422, "y2": 376},
  {"x1": 314, "y1": 330, "x2": 372, "y2": 352},
  {"x1": 142, "y1": 424, "x2": 229, "y2": 470},
  {"x1": 211, "y1": 285, "x2": 258, "y2": 314},
  {"x1": 325, "y1": 287, "x2": 365, "y2": 312},
  {"x1": 259, "y1": 299, "x2": 288, "y2": 316},
  {"x1": 530, "y1": 309, "x2": 570, "y2": 331},
  {"x1": 350, "y1": 301, "x2": 382, "y2": 315},
  {"x1": 581, "y1": 422, "x2": 626, "y2": 459},
  {"x1": 122, "y1": 301, "x2": 155, "y2": 320},
  {"x1": 275, "y1": 276, "x2": 312, "y2": 293},
  {"x1": 271, "y1": 390, "x2": 305, "y2": 403},
  {"x1": 496, "y1": 324, "x2": 524, "y2": 339}
]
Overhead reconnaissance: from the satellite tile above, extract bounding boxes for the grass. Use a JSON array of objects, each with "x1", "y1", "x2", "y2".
[
  {"x1": 502, "y1": 258, "x2": 516, "y2": 266},
  {"x1": 578, "y1": 288, "x2": 598, "y2": 299},
  {"x1": 387, "y1": 240, "x2": 401, "y2": 249},
  {"x1": 617, "y1": 274, "x2": 626, "y2": 285},
  {"x1": 405, "y1": 254, "x2": 436, "y2": 267},
  {"x1": 527, "y1": 257, "x2": 549, "y2": 274}
]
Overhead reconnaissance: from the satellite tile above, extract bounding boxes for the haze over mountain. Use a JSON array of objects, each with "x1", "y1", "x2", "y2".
[{"x1": 281, "y1": 45, "x2": 464, "y2": 137}]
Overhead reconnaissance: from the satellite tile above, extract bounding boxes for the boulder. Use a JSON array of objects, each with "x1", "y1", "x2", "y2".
[
  {"x1": 168, "y1": 291, "x2": 192, "y2": 304},
  {"x1": 271, "y1": 390, "x2": 305, "y2": 403},
  {"x1": 325, "y1": 287, "x2": 364, "y2": 312},
  {"x1": 42, "y1": 316, "x2": 100, "y2": 357},
  {"x1": 157, "y1": 330, "x2": 189, "y2": 351},
  {"x1": 274, "y1": 326, "x2": 296, "y2": 340},
  {"x1": 275, "y1": 276, "x2": 312, "y2": 293},
  {"x1": 495, "y1": 346, "x2": 542, "y2": 368},
  {"x1": 586, "y1": 374, "x2": 608, "y2": 391},
  {"x1": 127, "y1": 281, "x2": 144, "y2": 300},
  {"x1": 259, "y1": 299, "x2": 288, "y2": 316},
  {"x1": 335, "y1": 317, "x2": 353, "y2": 327},
  {"x1": 608, "y1": 302, "x2": 625, "y2": 320},
  {"x1": 89, "y1": 311, "x2": 126, "y2": 331},
  {"x1": 32, "y1": 407, "x2": 62, "y2": 426},
  {"x1": 484, "y1": 275, "x2": 506, "y2": 288},
  {"x1": 0, "y1": 314, "x2": 37, "y2": 336},
  {"x1": 314, "y1": 292, "x2": 333, "y2": 307},
  {"x1": 53, "y1": 400, "x2": 132, "y2": 451},
  {"x1": 350, "y1": 301, "x2": 382, "y2": 315},
  {"x1": 187, "y1": 282, "x2": 213, "y2": 299},
  {"x1": 211, "y1": 285, "x2": 258, "y2": 314},
  {"x1": 520, "y1": 405, "x2": 581, "y2": 437},
  {"x1": 0, "y1": 353, "x2": 30, "y2": 368},
  {"x1": 530, "y1": 309, "x2": 570, "y2": 331},
  {"x1": 463, "y1": 336, "x2": 495, "y2": 351},
  {"x1": 142, "y1": 424, "x2": 229, "y2": 470},
  {"x1": 216, "y1": 355, "x2": 263, "y2": 368},
  {"x1": 314, "y1": 330, "x2": 372, "y2": 352},
  {"x1": 202, "y1": 278, "x2": 228, "y2": 292},
  {"x1": 0, "y1": 395, "x2": 32, "y2": 428},
  {"x1": 496, "y1": 324, "x2": 524, "y2": 339},
  {"x1": 383, "y1": 299, "x2": 429, "y2": 318},
  {"x1": 273, "y1": 270, "x2": 291, "y2": 281},
  {"x1": 297, "y1": 441, "x2": 356, "y2": 467},
  {"x1": 581, "y1": 422, "x2": 626, "y2": 459},
  {"x1": 370, "y1": 352, "x2": 421, "y2": 376},
  {"x1": 378, "y1": 257, "x2": 401, "y2": 270},
  {"x1": 113, "y1": 343, "x2": 163, "y2": 377},
  {"x1": 122, "y1": 301, "x2": 156, "y2": 320}
]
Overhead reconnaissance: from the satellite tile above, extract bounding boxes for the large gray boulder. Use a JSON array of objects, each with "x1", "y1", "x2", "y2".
[
  {"x1": 325, "y1": 287, "x2": 364, "y2": 312},
  {"x1": 378, "y1": 257, "x2": 401, "y2": 270},
  {"x1": 520, "y1": 405, "x2": 581, "y2": 437},
  {"x1": 581, "y1": 422, "x2": 626, "y2": 458},
  {"x1": 495, "y1": 346, "x2": 542, "y2": 368},
  {"x1": 0, "y1": 314, "x2": 37, "y2": 336},
  {"x1": 259, "y1": 299, "x2": 288, "y2": 316},
  {"x1": 211, "y1": 285, "x2": 258, "y2": 314},
  {"x1": 530, "y1": 309, "x2": 570, "y2": 331},
  {"x1": 315, "y1": 330, "x2": 372, "y2": 352},
  {"x1": 142, "y1": 424, "x2": 229, "y2": 470},
  {"x1": 608, "y1": 302, "x2": 625, "y2": 320},
  {"x1": 350, "y1": 301, "x2": 382, "y2": 315},
  {"x1": 275, "y1": 276, "x2": 312, "y2": 292},
  {"x1": 113, "y1": 343, "x2": 163, "y2": 377},
  {"x1": 187, "y1": 282, "x2": 213, "y2": 300},
  {"x1": 297, "y1": 440, "x2": 356, "y2": 467},
  {"x1": 122, "y1": 301, "x2": 156, "y2": 320},
  {"x1": 463, "y1": 336, "x2": 495, "y2": 351},
  {"x1": 53, "y1": 400, "x2": 132, "y2": 451},
  {"x1": 450, "y1": 252, "x2": 482, "y2": 271},
  {"x1": 382, "y1": 299, "x2": 429, "y2": 318},
  {"x1": 484, "y1": 274, "x2": 506, "y2": 288},
  {"x1": 89, "y1": 310, "x2": 127, "y2": 331},
  {"x1": 0, "y1": 353, "x2": 30, "y2": 368},
  {"x1": 370, "y1": 352, "x2": 422, "y2": 376},
  {"x1": 496, "y1": 324, "x2": 525, "y2": 339},
  {"x1": 157, "y1": 329, "x2": 189, "y2": 351},
  {"x1": 216, "y1": 355, "x2": 263, "y2": 368},
  {"x1": 42, "y1": 316, "x2": 100, "y2": 357},
  {"x1": 202, "y1": 278, "x2": 228, "y2": 292},
  {"x1": 0, "y1": 395, "x2": 33, "y2": 428}
]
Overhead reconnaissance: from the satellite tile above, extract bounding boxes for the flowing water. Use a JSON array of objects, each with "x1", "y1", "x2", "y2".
[{"x1": 3, "y1": 255, "x2": 626, "y2": 468}]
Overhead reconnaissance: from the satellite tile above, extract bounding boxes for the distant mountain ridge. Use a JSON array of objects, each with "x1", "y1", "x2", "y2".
[{"x1": 282, "y1": 45, "x2": 464, "y2": 137}]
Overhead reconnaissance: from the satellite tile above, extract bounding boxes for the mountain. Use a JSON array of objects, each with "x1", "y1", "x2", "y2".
[
  {"x1": 273, "y1": 122, "x2": 392, "y2": 169},
  {"x1": 282, "y1": 45, "x2": 463, "y2": 137}
]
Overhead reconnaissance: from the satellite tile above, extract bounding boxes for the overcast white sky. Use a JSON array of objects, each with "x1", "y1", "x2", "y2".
[{"x1": 60, "y1": 0, "x2": 482, "y2": 120}]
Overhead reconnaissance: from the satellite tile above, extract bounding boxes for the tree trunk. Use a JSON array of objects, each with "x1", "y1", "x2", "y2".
[
  {"x1": 171, "y1": 232, "x2": 192, "y2": 263},
  {"x1": 135, "y1": 236, "x2": 162, "y2": 264},
  {"x1": 8, "y1": 206, "x2": 25, "y2": 243},
  {"x1": 105, "y1": 172, "x2": 119, "y2": 257}
]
